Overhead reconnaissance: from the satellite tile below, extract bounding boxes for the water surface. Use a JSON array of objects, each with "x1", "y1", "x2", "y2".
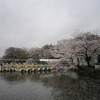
[{"x1": 0, "y1": 72, "x2": 100, "y2": 100}]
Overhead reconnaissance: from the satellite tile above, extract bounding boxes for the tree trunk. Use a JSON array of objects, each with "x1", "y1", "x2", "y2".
[
  {"x1": 86, "y1": 56, "x2": 91, "y2": 67},
  {"x1": 71, "y1": 57, "x2": 73, "y2": 65},
  {"x1": 77, "y1": 58, "x2": 82, "y2": 69},
  {"x1": 77, "y1": 58, "x2": 80, "y2": 66}
]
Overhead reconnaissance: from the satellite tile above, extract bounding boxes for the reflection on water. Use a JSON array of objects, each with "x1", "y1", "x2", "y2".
[{"x1": 0, "y1": 72, "x2": 100, "y2": 100}]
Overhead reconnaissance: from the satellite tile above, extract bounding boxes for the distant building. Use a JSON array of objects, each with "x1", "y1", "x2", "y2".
[{"x1": 39, "y1": 59, "x2": 60, "y2": 62}]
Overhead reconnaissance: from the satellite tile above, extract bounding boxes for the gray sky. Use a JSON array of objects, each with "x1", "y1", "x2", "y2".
[{"x1": 0, "y1": 0, "x2": 100, "y2": 56}]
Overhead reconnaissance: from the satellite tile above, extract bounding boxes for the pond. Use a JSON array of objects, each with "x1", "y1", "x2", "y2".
[{"x1": 0, "y1": 72, "x2": 100, "y2": 100}]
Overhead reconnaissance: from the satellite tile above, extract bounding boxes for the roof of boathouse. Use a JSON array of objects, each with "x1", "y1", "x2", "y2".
[{"x1": 39, "y1": 59, "x2": 60, "y2": 62}]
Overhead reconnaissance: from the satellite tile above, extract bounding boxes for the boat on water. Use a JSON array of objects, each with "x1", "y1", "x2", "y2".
[{"x1": 0, "y1": 64, "x2": 53, "y2": 73}]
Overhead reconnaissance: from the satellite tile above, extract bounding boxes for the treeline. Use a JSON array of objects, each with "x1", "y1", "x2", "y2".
[
  {"x1": 2, "y1": 32, "x2": 100, "y2": 67},
  {"x1": 2, "y1": 44, "x2": 56, "y2": 61}
]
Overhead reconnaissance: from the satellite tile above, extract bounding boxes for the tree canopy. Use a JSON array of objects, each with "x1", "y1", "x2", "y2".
[
  {"x1": 2, "y1": 47, "x2": 28, "y2": 60},
  {"x1": 56, "y1": 32, "x2": 100, "y2": 67}
]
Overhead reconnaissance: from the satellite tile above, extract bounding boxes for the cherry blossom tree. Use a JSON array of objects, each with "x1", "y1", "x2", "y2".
[
  {"x1": 41, "y1": 44, "x2": 55, "y2": 59},
  {"x1": 51, "y1": 32, "x2": 100, "y2": 67},
  {"x1": 50, "y1": 40, "x2": 71, "y2": 66},
  {"x1": 28, "y1": 47, "x2": 40, "y2": 61},
  {"x1": 66, "y1": 32, "x2": 100, "y2": 67}
]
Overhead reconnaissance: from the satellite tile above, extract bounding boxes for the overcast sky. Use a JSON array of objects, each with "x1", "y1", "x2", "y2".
[{"x1": 0, "y1": 0, "x2": 100, "y2": 56}]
